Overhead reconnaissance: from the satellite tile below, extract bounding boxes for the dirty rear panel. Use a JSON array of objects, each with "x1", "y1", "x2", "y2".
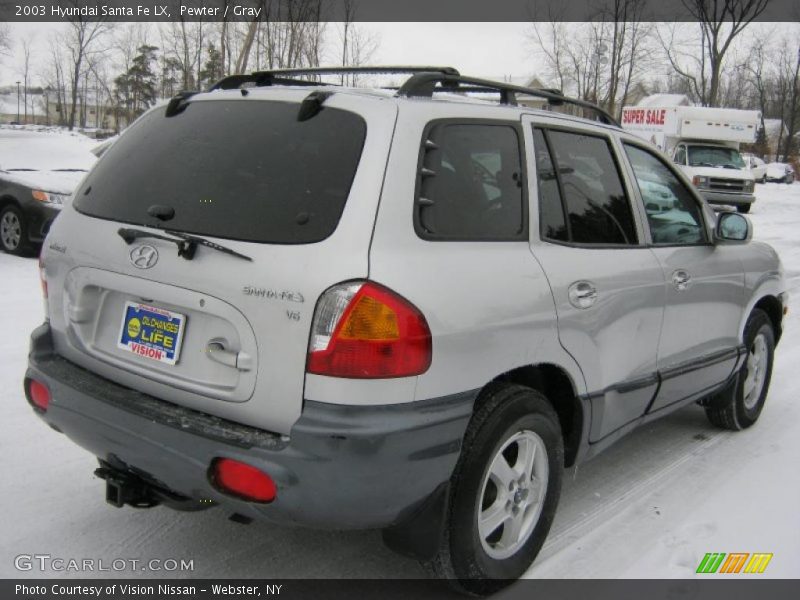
[{"x1": 41, "y1": 89, "x2": 397, "y2": 434}]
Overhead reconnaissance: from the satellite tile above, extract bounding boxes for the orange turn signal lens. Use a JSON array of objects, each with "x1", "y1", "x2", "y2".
[
  {"x1": 31, "y1": 190, "x2": 49, "y2": 202},
  {"x1": 338, "y1": 295, "x2": 400, "y2": 340}
]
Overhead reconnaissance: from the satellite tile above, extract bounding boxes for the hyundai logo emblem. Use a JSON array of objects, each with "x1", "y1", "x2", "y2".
[{"x1": 130, "y1": 245, "x2": 159, "y2": 269}]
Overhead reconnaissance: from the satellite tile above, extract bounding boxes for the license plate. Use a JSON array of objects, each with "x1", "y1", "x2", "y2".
[{"x1": 117, "y1": 302, "x2": 186, "y2": 365}]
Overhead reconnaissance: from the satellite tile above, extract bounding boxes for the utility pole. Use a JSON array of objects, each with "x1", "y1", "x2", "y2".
[{"x1": 16, "y1": 81, "x2": 20, "y2": 123}]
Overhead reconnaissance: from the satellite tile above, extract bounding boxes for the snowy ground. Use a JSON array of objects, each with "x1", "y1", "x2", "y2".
[{"x1": 0, "y1": 183, "x2": 798, "y2": 580}]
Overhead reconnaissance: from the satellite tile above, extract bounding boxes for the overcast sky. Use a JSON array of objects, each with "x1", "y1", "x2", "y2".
[{"x1": 0, "y1": 21, "x2": 795, "y2": 87}]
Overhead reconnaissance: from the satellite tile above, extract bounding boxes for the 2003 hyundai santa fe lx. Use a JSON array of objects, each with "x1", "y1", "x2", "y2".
[{"x1": 24, "y1": 67, "x2": 787, "y2": 594}]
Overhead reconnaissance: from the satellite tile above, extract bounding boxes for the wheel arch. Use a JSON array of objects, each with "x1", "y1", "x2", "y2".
[
  {"x1": 753, "y1": 294, "x2": 784, "y2": 344},
  {"x1": 488, "y1": 363, "x2": 584, "y2": 468},
  {"x1": 0, "y1": 194, "x2": 21, "y2": 211}
]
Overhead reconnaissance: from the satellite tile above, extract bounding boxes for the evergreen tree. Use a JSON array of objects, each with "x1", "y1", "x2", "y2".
[
  {"x1": 200, "y1": 44, "x2": 224, "y2": 89},
  {"x1": 114, "y1": 44, "x2": 159, "y2": 123}
]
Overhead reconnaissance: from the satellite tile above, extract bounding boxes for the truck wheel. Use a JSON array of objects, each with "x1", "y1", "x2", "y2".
[
  {"x1": 736, "y1": 204, "x2": 751, "y2": 214},
  {"x1": 705, "y1": 309, "x2": 774, "y2": 431},
  {"x1": 424, "y1": 383, "x2": 563, "y2": 595}
]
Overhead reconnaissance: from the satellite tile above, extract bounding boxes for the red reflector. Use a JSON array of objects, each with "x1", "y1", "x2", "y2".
[
  {"x1": 28, "y1": 380, "x2": 51, "y2": 411},
  {"x1": 212, "y1": 458, "x2": 276, "y2": 503}
]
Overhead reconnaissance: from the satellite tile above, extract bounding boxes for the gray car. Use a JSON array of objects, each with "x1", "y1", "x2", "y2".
[{"x1": 24, "y1": 68, "x2": 787, "y2": 594}]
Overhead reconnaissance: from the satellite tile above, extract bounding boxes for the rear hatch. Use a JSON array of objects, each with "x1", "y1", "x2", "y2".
[{"x1": 42, "y1": 89, "x2": 398, "y2": 434}]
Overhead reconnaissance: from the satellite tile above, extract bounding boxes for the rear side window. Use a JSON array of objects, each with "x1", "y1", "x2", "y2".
[
  {"x1": 415, "y1": 122, "x2": 525, "y2": 240},
  {"x1": 74, "y1": 100, "x2": 367, "y2": 244},
  {"x1": 536, "y1": 129, "x2": 638, "y2": 245}
]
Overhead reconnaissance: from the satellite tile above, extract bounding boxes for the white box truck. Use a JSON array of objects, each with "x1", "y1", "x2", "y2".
[{"x1": 621, "y1": 104, "x2": 760, "y2": 213}]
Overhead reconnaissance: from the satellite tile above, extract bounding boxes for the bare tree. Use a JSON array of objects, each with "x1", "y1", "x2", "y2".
[
  {"x1": 780, "y1": 39, "x2": 800, "y2": 160},
  {"x1": 61, "y1": 14, "x2": 111, "y2": 129},
  {"x1": 595, "y1": 0, "x2": 651, "y2": 118},
  {"x1": 159, "y1": 19, "x2": 208, "y2": 90},
  {"x1": 19, "y1": 38, "x2": 33, "y2": 123},
  {"x1": 528, "y1": 4, "x2": 569, "y2": 93},
  {"x1": 659, "y1": 0, "x2": 770, "y2": 106},
  {"x1": 338, "y1": 0, "x2": 379, "y2": 85},
  {"x1": 0, "y1": 23, "x2": 10, "y2": 57},
  {"x1": 252, "y1": 1, "x2": 326, "y2": 71},
  {"x1": 45, "y1": 40, "x2": 69, "y2": 126},
  {"x1": 742, "y1": 35, "x2": 773, "y2": 152},
  {"x1": 528, "y1": 3, "x2": 652, "y2": 119}
]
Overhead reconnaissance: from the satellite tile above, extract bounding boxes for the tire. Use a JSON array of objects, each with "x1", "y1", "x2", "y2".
[
  {"x1": 424, "y1": 383, "x2": 564, "y2": 595},
  {"x1": 736, "y1": 204, "x2": 751, "y2": 214},
  {"x1": 705, "y1": 309, "x2": 775, "y2": 430},
  {"x1": 0, "y1": 204, "x2": 33, "y2": 256}
]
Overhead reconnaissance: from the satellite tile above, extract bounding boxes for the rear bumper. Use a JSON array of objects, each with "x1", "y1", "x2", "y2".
[
  {"x1": 25, "y1": 323, "x2": 476, "y2": 529},
  {"x1": 700, "y1": 190, "x2": 755, "y2": 206}
]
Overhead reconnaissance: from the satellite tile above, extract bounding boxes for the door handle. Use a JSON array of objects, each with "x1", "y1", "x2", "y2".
[
  {"x1": 206, "y1": 341, "x2": 253, "y2": 371},
  {"x1": 671, "y1": 270, "x2": 691, "y2": 291},
  {"x1": 568, "y1": 281, "x2": 598, "y2": 309}
]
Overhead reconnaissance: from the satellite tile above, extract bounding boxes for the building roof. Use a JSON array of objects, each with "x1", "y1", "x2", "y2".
[{"x1": 637, "y1": 94, "x2": 691, "y2": 107}]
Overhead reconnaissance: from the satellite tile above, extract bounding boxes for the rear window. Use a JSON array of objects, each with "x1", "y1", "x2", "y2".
[{"x1": 74, "y1": 99, "x2": 367, "y2": 244}]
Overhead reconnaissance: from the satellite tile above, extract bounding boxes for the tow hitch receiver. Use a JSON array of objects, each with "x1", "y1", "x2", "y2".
[{"x1": 95, "y1": 467, "x2": 160, "y2": 509}]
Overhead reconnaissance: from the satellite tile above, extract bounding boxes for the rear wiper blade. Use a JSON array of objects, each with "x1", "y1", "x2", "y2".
[
  {"x1": 118, "y1": 227, "x2": 252, "y2": 262},
  {"x1": 118, "y1": 227, "x2": 197, "y2": 260},
  {"x1": 164, "y1": 230, "x2": 252, "y2": 262}
]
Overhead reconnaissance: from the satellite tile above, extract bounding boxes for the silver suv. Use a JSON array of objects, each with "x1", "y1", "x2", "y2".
[{"x1": 24, "y1": 67, "x2": 787, "y2": 594}]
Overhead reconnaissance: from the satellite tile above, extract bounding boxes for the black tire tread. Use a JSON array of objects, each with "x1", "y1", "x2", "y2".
[
  {"x1": 705, "y1": 309, "x2": 773, "y2": 431},
  {"x1": 423, "y1": 382, "x2": 560, "y2": 593}
]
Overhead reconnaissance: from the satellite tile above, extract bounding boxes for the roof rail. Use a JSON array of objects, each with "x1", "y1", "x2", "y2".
[
  {"x1": 396, "y1": 73, "x2": 619, "y2": 127},
  {"x1": 210, "y1": 66, "x2": 460, "y2": 91}
]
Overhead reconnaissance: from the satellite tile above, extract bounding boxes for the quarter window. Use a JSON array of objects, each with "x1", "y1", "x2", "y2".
[
  {"x1": 532, "y1": 129, "x2": 568, "y2": 242},
  {"x1": 416, "y1": 123, "x2": 525, "y2": 240},
  {"x1": 623, "y1": 143, "x2": 707, "y2": 245}
]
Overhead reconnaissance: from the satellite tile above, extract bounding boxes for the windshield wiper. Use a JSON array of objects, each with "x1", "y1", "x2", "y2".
[
  {"x1": 118, "y1": 227, "x2": 197, "y2": 259},
  {"x1": 164, "y1": 230, "x2": 252, "y2": 262},
  {"x1": 118, "y1": 228, "x2": 252, "y2": 262}
]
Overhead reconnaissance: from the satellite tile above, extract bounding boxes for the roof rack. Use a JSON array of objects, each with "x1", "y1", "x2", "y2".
[
  {"x1": 210, "y1": 66, "x2": 460, "y2": 91},
  {"x1": 208, "y1": 66, "x2": 617, "y2": 127},
  {"x1": 397, "y1": 73, "x2": 619, "y2": 126}
]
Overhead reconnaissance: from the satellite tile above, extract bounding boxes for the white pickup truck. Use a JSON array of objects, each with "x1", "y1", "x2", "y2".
[{"x1": 621, "y1": 104, "x2": 760, "y2": 213}]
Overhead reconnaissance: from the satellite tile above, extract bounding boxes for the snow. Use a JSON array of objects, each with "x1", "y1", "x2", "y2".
[
  {"x1": 0, "y1": 183, "x2": 798, "y2": 579},
  {"x1": 0, "y1": 127, "x2": 97, "y2": 194}
]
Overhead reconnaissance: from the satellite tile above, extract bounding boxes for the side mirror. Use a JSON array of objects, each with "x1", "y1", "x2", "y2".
[{"x1": 715, "y1": 212, "x2": 752, "y2": 243}]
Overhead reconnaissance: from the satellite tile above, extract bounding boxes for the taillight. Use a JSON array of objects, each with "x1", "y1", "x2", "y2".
[
  {"x1": 39, "y1": 256, "x2": 49, "y2": 320},
  {"x1": 26, "y1": 378, "x2": 51, "y2": 412},
  {"x1": 307, "y1": 281, "x2": 432, "y2": 378},
  {"x1": 211, "y1": 458, "x2": 276, "y2": 503}
]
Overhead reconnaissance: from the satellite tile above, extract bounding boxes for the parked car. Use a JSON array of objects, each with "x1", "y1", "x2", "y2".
[
  {"x1": 742, "y1": 153, "x2": 767, "y2": 183},
  {"x1": 24, "y1": 68, "x2": 787, "y2": 595},
  {"x1": 0, "y1": 129, "x2": 96, "y2": 255},
  {"x1": 765, "y1": 162, "x2": 795, "y2": 184}
]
